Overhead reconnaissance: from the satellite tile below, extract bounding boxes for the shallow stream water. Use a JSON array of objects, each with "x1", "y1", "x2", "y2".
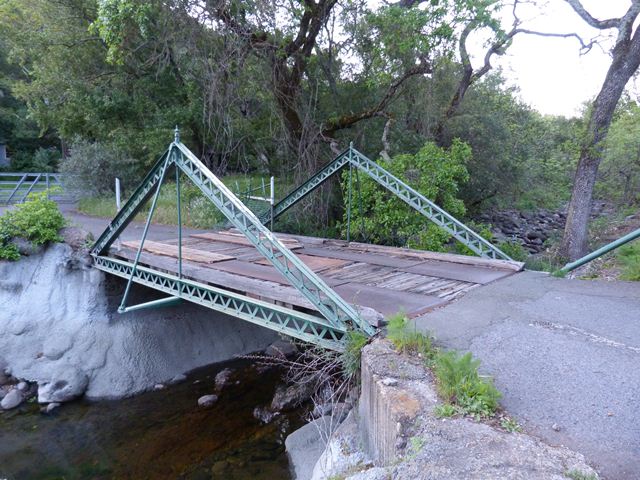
[{"x1": 0, "y1": 359, "x2": 306, "y2": 479}]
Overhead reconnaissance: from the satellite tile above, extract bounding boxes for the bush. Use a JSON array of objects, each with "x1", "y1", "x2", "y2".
[
  {"x1": 340, "y1": 140, "x2": 471, "y2": 252},
  {"x1": 341, "y1": 330, "x2": 369, "y2": 378},
  {"x1": 618, "y1": 241, "x2": 640, "y2": 281},
  {"x1": 60, "y1": 137, "x2": 142, "y2": 196},
  {"x1": 434, "y1": 350, "x2": 501, "y2": 418},
  {"x1": 498, "y1": 240, "x2": 528, "y2": 262},
  {"x1": 10, "y1": 147, "x2": 61, "y2": 172},
  {"x1": 0, "y1": 191, "x2": 65, "y2": 260}
]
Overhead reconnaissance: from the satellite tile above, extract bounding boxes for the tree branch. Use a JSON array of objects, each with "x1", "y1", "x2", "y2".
[
  {"x1": 564, "y1": 0, "x2": 622, "y2": 30},
  {"x1": 321, "y1": 61, "x2": 432, "y2": 136}
]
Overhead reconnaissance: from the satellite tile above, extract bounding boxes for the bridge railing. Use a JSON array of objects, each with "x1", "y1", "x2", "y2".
[{"x1": 0, "y1": 172, "x2": 78, "y2": 204}]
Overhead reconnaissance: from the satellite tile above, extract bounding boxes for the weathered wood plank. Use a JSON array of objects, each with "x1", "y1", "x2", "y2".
[
  {"x1": 254, "y1": 254, "x2": 351, "y2": 272},
  {"x1": 191, "y1": 231, "x2": 303, "y2": 250},
  {"x1": 121, "y1": 240, "x2": 235, "y2": 264},
  {"x1": 348, "y1": 241, "x2": 524, "y2": 272},
  {"x1": 399, "y1": 260, "x2": 513, "y2": 285},
  {"x1": 302, "y1": 247, "x2": 419, "y2": 269}
]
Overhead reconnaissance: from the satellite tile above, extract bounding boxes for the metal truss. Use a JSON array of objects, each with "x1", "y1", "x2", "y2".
[
  {"x1": 91, "y1": 133, "x2": 374, "y2": 348},
  {"x1": 262, "y1": 146, "x2": 511, "y2": 261},
  {"x1": 93, "y1": 255, "x2": 347, "y2": 351}
]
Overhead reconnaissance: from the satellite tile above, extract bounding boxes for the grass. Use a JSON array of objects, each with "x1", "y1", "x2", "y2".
[
  {"x1": 77, "y1": 173, "x2": 289, "y2": 229},
  {"x1": 617, "y1": 240, "x2": 640, "y2": 281},
  {"x1": 385, "y1": 313, "x2": 501, "y2": 419},
  {"x1": 565, "y1": 469, "x2": 599, "y2": 480}
]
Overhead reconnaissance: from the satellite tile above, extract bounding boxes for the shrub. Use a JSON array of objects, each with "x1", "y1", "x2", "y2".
[
  {"x1": 434, "y1": 350, "x2": 501, "y2": 418},
  {"x1": 10, "y1": 147, "x2": 61, "y2": 172},
  {"x1": 618, "y1": 241, "x2": 640, "y2": 281},
  {"x1": 498, "y1": 240, "x2": 528, "y2": 262},
  {"x1": 340, "y1": 140, "x2": 471, "y2": 252},
  {"x1": 59, "y1": 137, "x2": 142, "y2": 196},
  {"x1": 341, "y1": 330, "x2": 369, "y2": 378},
  {"x1": 0, "y1": 192, "x2": 65, "y2": 260}
]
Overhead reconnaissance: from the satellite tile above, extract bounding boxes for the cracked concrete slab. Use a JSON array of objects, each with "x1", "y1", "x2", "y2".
[{"x1": 414, "y1": 270, "x2": 640, "y2": 480}]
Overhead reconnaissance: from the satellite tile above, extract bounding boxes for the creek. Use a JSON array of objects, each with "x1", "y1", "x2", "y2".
[{"x1": 0, "y1": 358, "x2": 306, "y2": 480}]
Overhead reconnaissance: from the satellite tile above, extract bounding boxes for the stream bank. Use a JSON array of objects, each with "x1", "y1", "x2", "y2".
[{"x1": 0, "y1": 239, "x2": 278, "y2": 403}]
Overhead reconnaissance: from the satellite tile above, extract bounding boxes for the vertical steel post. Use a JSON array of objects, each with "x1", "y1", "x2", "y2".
[
  {"x1": 118, "y1": 156, "x2": 171, "y2": 313},
  {"x1": 46, "y1": 174, "x2": 50, "y2": 199},
  {"x1": 176, "y1": 158, "x2": 183, "y2": 282},
  {"x1": 346, "y1": 163, "x2": 353, "y2": 243},
  {"x1": 355, "y1": 164, "x2": 365, "y2": 241},
  {"x1": 270, "y1": 175, "x2": 275, "y2": 232}
]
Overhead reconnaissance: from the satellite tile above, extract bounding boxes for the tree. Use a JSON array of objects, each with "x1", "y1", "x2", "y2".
[{"x1": 561, "y1": 0, "x2": 640, "y2": 260}]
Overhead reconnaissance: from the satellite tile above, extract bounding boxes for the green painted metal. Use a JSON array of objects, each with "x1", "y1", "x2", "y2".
[
  {"x1": 91, "y1": 134, "x2": 373, "y2": 348},
  {"x1": 119, "y1": 296, "x2": 182, "y2": 313},
  {"x1": 560, "y1": 227, "x2": 640, "y2": 274},
  {"x1": 118, "y1": 155, "x2": 172, "y2": 313},
  {"x1": 261, "y1": 146, "x2": 511, "y2": 261},
  {"x1": 171, "y1": 141, "x2": 374, "y2": 335},
  {"x1": 93, "y1": 255, "x2": 347, "y2": 351}
]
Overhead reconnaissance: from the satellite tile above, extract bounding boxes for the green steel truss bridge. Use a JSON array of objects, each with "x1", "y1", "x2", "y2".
[{"x1": 91, "y1": 130, "x2": 514, "y2": 351}]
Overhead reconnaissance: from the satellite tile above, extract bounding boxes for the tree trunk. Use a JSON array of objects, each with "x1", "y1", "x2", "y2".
[{"x1": 561, "y1": 53, "x2": 640, "y2": 260}]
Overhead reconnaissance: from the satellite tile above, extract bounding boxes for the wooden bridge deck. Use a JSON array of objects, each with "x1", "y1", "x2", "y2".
[{"x1": 110, "y1": 230, "x2": 523, "y2": 320}]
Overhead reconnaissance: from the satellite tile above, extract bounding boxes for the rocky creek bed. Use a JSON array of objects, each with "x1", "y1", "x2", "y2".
[{"x1": 0, "y1": 358, "x2": 308, "y2": 480}]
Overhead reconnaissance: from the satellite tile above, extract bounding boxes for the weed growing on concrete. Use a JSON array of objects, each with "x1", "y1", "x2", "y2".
[
  {"x1": 434, "y1": 351, "x2": 501, "y2": 418},
  {"x1": 565, "y1": 469, "x2": 599, "y2": 480},
  {"x1": 385, "y1": 313, "x2": 501, "y2": 419},
  {"x1": 433, "y1": 404, "x2": 457, "y2": 418},
  {"x1": 500, "y1": 416, "x2": 523, "y2": 433},
  {"x1": 386, "y1": 313, "x2": 436, "y2": 362}
]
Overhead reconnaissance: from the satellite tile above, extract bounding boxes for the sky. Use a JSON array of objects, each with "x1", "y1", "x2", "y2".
[{"x1": 477, "y1": 0, "x2": 635, "y2": 117}]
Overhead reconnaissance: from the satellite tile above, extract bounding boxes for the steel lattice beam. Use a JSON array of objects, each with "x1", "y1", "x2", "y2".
[
  {"x1": 172, "y1": 142, "x2": 374, "y2": 335},
  {"x1": 262, "y1": 147, "x2": 511, "y2": 261},
  {"x1": 90, "y1": 138, "x2": 374, "y2": 348},
  {"x1": 93, "y1": 256, "x2": 347, "y2": 351}
]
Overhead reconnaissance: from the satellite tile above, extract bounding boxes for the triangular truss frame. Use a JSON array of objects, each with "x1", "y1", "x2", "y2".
[
  {"x1": 260, "y1": 144, "x2": 512, "y2": 261},
  {"x1": 91, "y1": 130, "x2": 374, "y2": 351}
]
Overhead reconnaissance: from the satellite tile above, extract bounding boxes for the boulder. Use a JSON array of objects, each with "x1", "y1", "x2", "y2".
[
  {"x1": 197, "y1": 394, "x2": 218, "y2": 407},
  {"x1": 1, "y1": 388, "x2": 23, "y2": 410},
  {"x1": 12, "y1": 237, "x2": 43, "y2": 256},
  {"x1": 285, "y1": 416, "x2": 332, "y2": 480},
  {"x1": 214, "y1": 368, "x2": 234, "y2": 390},
  {"x1": 271, "y1": 379, "x2": 315, "y2": 412},
  {"x1": 60, "y1": 226, "x2": 92, "y2": 251}
]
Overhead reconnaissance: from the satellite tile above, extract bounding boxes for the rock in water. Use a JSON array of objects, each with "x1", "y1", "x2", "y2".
[
  {"x1": 271, "y1": 379, "x2": 315, "y2": 412},
  {"x1": 1, "y1": 389, "x2": 23, "y2": 410},
  {"x1": 197, "y1": 394, "x2": 218, "y2": 407},
  {"x1": 214, "y1": 368, "x2": 233, "y2": 390}
]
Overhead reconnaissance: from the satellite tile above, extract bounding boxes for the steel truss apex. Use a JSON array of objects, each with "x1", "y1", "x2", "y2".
[{"x1": 261, "y1": 145, "x2": 511, "y2": 261}]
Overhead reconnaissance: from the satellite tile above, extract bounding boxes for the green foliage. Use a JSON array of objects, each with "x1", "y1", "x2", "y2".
[
  {"x1": 60, "y1": 137, "x2": 142, "y2": 196},
  {"x1": 565, "y1": 470, "x2": 599, "y2": 480},
  {"x1": 386, "y1": 313, "x2": 436, "y2": 361},
  {"x1": 500, "y1": 417, "x2": 522, "y2": 433},
  {"x1": 341, "y1": 141, "x2": 470, "y2": 252},
  {"x1": 0, "y1": 191, "x2": 65, "y2": 245},
  {"x1": 341, "y1": 331, "x2": 369, "y2": 378},
  {"x1": 0, "y1": 191, "x2": 65, "y2": 260},
  {"x1": 0, "y1": 242, "x2": 20, "y2": 261},
  {"x1": 434, "y1": 350, "x2": 501, "y2": 418},
  {"x1": 498, "y1": 241, "x2": 528, "y2": 262},
  {"x1": 434, "y1": 404, "x2": 457, "y2": 418},
  {"x1": 617, "y1": 241, "x2": 640, "y2": 281},
  {"x1": 9, "y1": 147, "x2": 61, "y2": 172}
]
